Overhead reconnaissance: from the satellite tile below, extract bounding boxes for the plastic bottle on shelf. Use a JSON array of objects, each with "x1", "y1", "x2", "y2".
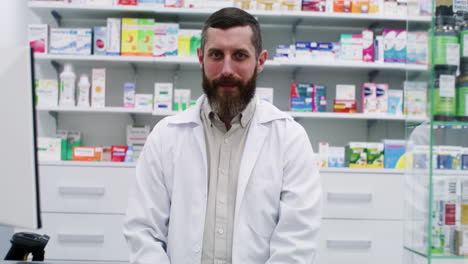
[
  {"x1": 433, "y1": 6, "x2": 459, "y2": 67},
  {"x1": 124, "y1": 146, "x2": 134, "y2": 163},
  {"x1": 77, "y1": 74, "x2": 91, "y2": 107},
  {"x1": 59, "y1": 63, "x2": 76, "y2": 107},
  {"x1": 457, "y1": 58, "x2": 468, "y2": 121}
]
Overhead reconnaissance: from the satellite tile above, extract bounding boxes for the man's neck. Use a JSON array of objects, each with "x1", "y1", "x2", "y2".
[{"x1": 219, "y1": 115, "x2": 233, "y2": 131}]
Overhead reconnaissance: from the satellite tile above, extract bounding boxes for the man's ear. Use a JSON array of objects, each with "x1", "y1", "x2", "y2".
[
  {"x1": 197, "y1": 47, "x2": 203, "y2": 68},
  {"x1": 256, "y1": 50, "x2": 268, "y2": 73}
]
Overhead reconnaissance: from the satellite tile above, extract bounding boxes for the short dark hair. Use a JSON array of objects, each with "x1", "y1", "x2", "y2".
[{"x1": 201, "y1": 7, "x2": 262, "y2": 58}]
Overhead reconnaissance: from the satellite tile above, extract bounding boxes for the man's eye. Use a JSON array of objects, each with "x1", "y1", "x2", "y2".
[
  {"x1": 210, "y1": 51, "x2": 222, "y2": 58},
  {"x1": 235, "y1": 52, "x2": 247, "y2": 59}
]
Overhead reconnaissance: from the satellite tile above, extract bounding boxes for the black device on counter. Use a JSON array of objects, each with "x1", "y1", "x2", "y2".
[{"x1": 4, "y1": 232, "x2": 49, "y2": 261}]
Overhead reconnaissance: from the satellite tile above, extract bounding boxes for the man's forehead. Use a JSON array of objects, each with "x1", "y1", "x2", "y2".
[{"x1": 204, "y1": 26, "x2": 254, "y2": 50}]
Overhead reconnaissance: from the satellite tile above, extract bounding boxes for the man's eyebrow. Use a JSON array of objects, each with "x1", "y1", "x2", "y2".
[{"x1": 206, "y1": 48, "x2": 222, "y2": 53}]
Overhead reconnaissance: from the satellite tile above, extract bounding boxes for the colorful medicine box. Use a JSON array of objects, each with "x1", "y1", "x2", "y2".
[
  {"x1": 313, "y1": 84, "x2": 327, "y2": 112},
  {"x1": 72, "y1": 146, "x2": 102, "y2": 161},
  {"x1": 366, "y1": 143, "x2": 384, "y2": 168},
  {"x1": 106, "y1": 18, "x2": 121, "y2": 56},
  {"x1": 111, "y1": 145, "x2": 128, "y2": 162},
  {"x1": 121, "y1": 18, "x2": 139, "y2": 56},
  {"x1": 383, "y1": 139, "x2": 405, "y2": 168},
  {"x1": 346, "y1": 142, "x2": 367, "y2": 168},
  {"x1": 28, "y1": 24, "x2": 49, "y2": 54},
  {"x1": 137, "y1": 18, "x2": 155, "y2": 56}
]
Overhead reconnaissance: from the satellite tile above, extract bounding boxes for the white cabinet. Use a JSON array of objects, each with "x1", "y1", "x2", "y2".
[
  {"x1": 39, "y1": 165, "x2": 135, "y2": 214},
  {"x1": 317, "y1": 219, "x2": 403, "y2": 264}
]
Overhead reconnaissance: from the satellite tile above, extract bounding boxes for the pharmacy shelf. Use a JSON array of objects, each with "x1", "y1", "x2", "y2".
[
  {"x1": 28, "y1": 1, "x2": 430, "y2": 28},
  {"x1": 278, "y1": 60, "x2": 429, "y2": 71},
  {"x1": 37, "y1": 106, "x2": 428, "y2": 122},
  {"x1": 34, "y1": 53, "x2": 428, "y2": 72},
  {"x1": 36, "y1": 106, "x2": 153, "y2": 114},
  {"x1": 286, "y1": 111, "x2": 429, "y2": 122},
  {"x1": 38, "y1": 161, "x2": 405, "y2": 173},
  {"x1": 39, "y1": 160, "x2": 137, "y2": 168},
  {"x1": 321, "y1": 167, "x2": 404, "y2": 174}
]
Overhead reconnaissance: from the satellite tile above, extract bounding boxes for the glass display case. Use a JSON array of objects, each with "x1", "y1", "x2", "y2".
[{"x1": 404, "y1": 0, "x2": 468, "y2": 263}]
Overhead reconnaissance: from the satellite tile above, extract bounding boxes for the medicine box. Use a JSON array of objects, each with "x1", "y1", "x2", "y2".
[
  {"x1": 328, "y1": 147, "x2": 345, "y2": 168},
  {"x1": 333, "y1": 99, "x2": 357, "y2": 113},
  {"x1": 462, "y1": 148, "x2": 468, "y2": 170},
  {"x1": 366, "y1": 142, "x2": 384, "y2": 168},
  {"x1": 137, "y1": 18, "x2": 155, "y2": 56},
  {"x1": 154, "y1": 23, "x2": 179, "y2": 57},
  {"x1": 346, "y1": 142, "x2": 367, "y2": 168},
  {"x1": 437, "y1": 146, "x2": 462, "y2": 170},
  {"x1": 313, "y1": 84, "x2": 326, "y2": 112},
  {"x1": 50, "y1": 28, "x2": 77, "y2": 55},
  {"x1": 362, "y1": 29, "x2": 374, "y2": 62},
  {"x1": 106, "y1": 18, "x2": 121, "y2": 56},
  {"x1": 76, "y1": 28, "x2": 92, "y2": 55},
  {"x1": 291, "y1": 97, "x2": 312, "y2": 112},
  {"x1": 121, "y1": 18, "x2": 139, "y2": 56},
  {"x1": 72, "y1": 146, "x2": 102, "y2": 161},
  {"x1": 127, "y1": 125, "x2": 150, "y2": 146},
  {"x1": 173, "y1": 89, "x2": 191, "y2": 111},
  {"x1": 135, "y1": 94, "x2": 154, "y2": 110},
  {"x1": 339, "y1": 34, "x2": 362, "y2": 61},
  {"x1": 92, "y1": 68, "x2": 106, "y2": 107},
  {"x1": 257, "y1": 87, "x2": 274, "y2": 104},
  {"x1": 123, "y1": 82, "x2": 136, "y2": 108},
  {"x1": 295, "y1": 42, "x2": 311, "y2": 62},
  {"x1": 35, "y1": 79, "x2": 58, "y2": 107},
  {"x1": 388, "y1": 89, "x2": 403, "y2": 115},
  {"x1": 28, "y1": 24, "x2": 49, "y2": 54},
  {"x1": 361, "y1": 83, "x2": 376, "y2": 113},
  {"x1": 318, "y1": 142, "x2": 329, "y2": 167},
  {"x1": 93, "y1": 26, "x2": 107, "y2": 55},
  {"x1": 383, "y1": 139, "x2": 405, "y2": 168},
  {"x1": 375, "y1": 83, "x2": 389, "y2": 113},
  {"x1": 37, "y1": 137, "x2": 62, "y2": 161},
  {"x1": 154, "y1": 82, "x2": 173, "y2": 112},
  {"x1": 336, "y1": 84, "x2": 356, "y2": 100}
]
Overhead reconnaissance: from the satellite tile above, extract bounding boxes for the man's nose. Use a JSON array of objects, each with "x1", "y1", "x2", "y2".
[{"x1": 221, "y1": 57, "x2": 234, "y2": 77}]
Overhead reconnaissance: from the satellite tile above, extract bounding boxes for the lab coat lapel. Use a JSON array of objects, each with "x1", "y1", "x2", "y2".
[{"x1": 234, "y1": 120, "x2": 268, "y2": 222}]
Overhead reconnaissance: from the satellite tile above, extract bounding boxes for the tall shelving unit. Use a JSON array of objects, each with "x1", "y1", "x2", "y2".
[
  {"x1": 28, "y1": 2, "x2": 430, "y2": 263},
  {"x1": 403, "y1": 0, "x2": 468, "y2": 263}
]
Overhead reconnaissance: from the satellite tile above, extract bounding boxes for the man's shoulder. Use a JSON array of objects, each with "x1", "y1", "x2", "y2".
[{"x1": 256, "y1": 100, "x2": 292, "y2": 124}]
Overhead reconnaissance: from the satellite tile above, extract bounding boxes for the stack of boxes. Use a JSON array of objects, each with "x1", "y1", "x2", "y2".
[
  {"x1": 273, "y1": 29, "x2": 428, "y2": 65},
  {"x1": 290, "y1": 82, "x2": 327, "y2": 112},
  {"x1": 28, "y1": 18, "x2": 201, "y2": 58}
]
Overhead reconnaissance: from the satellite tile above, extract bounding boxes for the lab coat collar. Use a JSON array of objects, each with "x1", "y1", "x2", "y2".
[{"x1": 167, "y1": 94, "x2": 291, "y2": 126}]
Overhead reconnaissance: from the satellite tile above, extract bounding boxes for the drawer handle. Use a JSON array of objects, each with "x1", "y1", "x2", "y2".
[
  {"x1": 58, "y1": 186, "x2": 105, "y2": 196},
  {"x1": 327, "y1": 192, "x2": 372, "y2": 202},
  {"x1": 326, "y1": 239, "x2": 372, "y2": 249},
  {"x1": 57, "y1": 233, "x2": 104, "y2": 244}
]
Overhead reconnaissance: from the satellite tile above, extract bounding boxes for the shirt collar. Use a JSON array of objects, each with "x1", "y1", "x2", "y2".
[{"x1": 200, "y1": 96, "x2": 256, "y2": 128}]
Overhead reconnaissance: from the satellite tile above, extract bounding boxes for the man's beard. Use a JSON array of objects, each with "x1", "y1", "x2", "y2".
[{"x1": 202, "y1": 68, "x2": 257, "y2": 119}]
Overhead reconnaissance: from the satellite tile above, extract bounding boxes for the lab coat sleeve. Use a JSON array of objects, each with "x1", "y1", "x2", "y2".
[
  {"x1": 266, "y1": 121, "x2": 323, "y2": 264},
  {"x1": 123, "y1": 120, "x2": 171, "y2": 264}
]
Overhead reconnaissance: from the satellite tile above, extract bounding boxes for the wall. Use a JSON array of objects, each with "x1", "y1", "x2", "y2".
[{"x1": 0, "y1": 0, "x2": 39, "y2": 258}]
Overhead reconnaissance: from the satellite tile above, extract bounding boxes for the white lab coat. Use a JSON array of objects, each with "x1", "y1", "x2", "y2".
[{"x1": 123, "y1": 95, "x2": 322, "y2": 264}]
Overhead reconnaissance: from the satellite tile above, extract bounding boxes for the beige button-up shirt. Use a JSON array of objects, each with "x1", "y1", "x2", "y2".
[{"x1": 200, "y1": 97, "x2": 256, "y2": 264}]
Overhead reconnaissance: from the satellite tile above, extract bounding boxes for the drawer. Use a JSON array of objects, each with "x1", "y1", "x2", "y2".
[
  {"x1": 18, "y1": 213, "x2": 129, "y2": 262},
  {"x1": 321, "y1": 170, "x2": 404, "y2": 220},
  {"x1": 39, "y1": 165, "x2": 134, "y2": 214},
  {"x1": 316, "y1": 219, "x2": 403, "y2": 264}
]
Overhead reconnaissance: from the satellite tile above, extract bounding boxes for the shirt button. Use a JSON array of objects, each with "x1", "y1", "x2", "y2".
[
  {"x1": 224, "y1": 138, "x2": 229, "y2": 144},
  {"x1": 218, "y1": 228, "x2": 224, "y2": 234},
  {"x1": 193, "y1": 244, "x2": 201, "y2": 253}
]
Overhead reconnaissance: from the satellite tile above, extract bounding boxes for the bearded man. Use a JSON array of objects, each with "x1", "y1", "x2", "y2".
[{"x1": 123, "y1": 7, "x2": 322, "y2": 264}]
